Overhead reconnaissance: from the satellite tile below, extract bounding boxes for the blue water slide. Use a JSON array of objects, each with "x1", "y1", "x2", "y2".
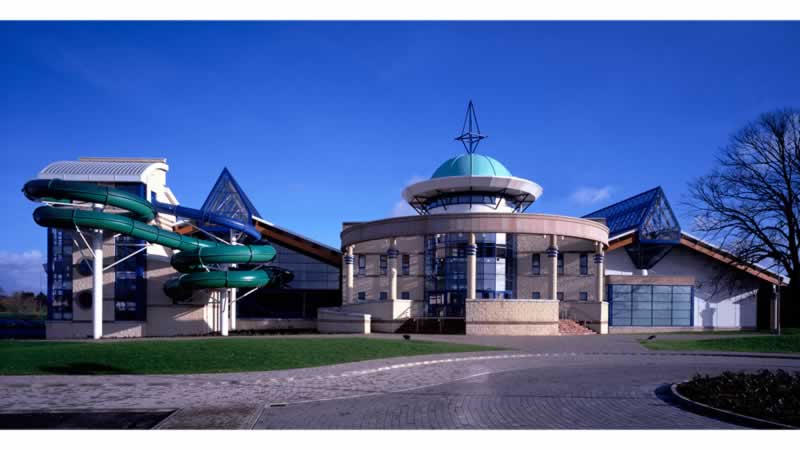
[{"x1": 150, "y1": 195, "x2": 262, "y2": 240}]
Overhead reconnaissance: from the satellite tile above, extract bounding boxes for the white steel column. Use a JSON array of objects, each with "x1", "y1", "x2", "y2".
[
  {"x1": 466, "y1": 233, "x2": 477, "y2": 300},
  {"x1": 92, "y1": 204, "x2": 104, "y2": 340},
  {"x1": 344, "y1": 245, "x2": 354, "y2": 304},
  {"x1": 594, "y1": 242, "x2": 605, "y2": 303},
  {"x1": 220, "y1": 289, "x2": 229, "y2": 336},
  {"x1": 388, "y1": 238, "x2": 398, "y2": 301},
  {"x1": 229, "y1": 233, "x2": 237, "y2": 331},
  {"x1": 547, "y1": 234, "x2": 559, "y2": 300}
]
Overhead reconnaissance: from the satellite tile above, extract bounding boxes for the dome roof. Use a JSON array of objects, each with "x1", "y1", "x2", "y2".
[{"x1": 431, "y1": 153, "x2": 512, "y2": 179}]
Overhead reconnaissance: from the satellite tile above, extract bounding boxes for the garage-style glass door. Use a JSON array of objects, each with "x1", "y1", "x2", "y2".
[{"x1": 609, "y1": 284, "x2": 693, "y2": 327}]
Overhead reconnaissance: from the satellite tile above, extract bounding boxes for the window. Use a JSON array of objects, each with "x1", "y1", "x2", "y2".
[
  {"x1": 47, "y1": 228, "x2": 73, "y2": 320},
  {"x1": 379, "y1": 291, "x2": 388, "y2": 300},
  {"x1": 401, "y1": 254, "x2": 410, "y2": 276},
  {"x1": 380, "y1": 255, "x2": 388, "y2": 275},
  {"x1": 357, "y1": 291, "x2": 366, "y2": 301},
  {"x1": 531, "y1": 254, "x2": 541, "y2": 275},
  {"x1": 357, "y1": 254, "x2": 366, "y2": 275},
  {"x1": 531, "y1": 291, "x2": 541, "y2": 299},
  {"x1": 580, "y1": 253, "x2": 588, "y2": 275},
  {"x1": 401, "y1": 291, "x2": 410, "y2": 300},
  {"x1": 557, "y1": 253, "x2": 564, "y2": 275},
  {"x1": 579, "y1": 291, "x2": 588, "y2": 301},
  {"x1": 557, "y1": 292, "x2": 564, "y2": 301},
  {"x1": 114, "y1": 235, "x2": 147, "y2": 321}
]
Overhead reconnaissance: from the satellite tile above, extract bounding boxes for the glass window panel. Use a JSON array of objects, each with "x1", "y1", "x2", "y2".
[
  {"x1": 652, "y1": 301, "x2": 671, "y2": 310},
  {"x1": 671, "y1": 310, "x2": 691, "y2": 319},
  {"x1": 652, "y1": 285, "x2": 672, "y2": 294},
  {"x1": 632, "y1": 317, "x2": 652, "y2": 326},
  {"x1": 652, "y1": 317, "x2": 672, "y2": 326}
]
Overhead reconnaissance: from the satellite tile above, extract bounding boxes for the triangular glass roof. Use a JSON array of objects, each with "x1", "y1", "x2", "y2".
[
  {"x1": 201, "y1": 168, "x2": 261, "y2": 224},
  {"x1": 582, "y1": 186, "x2": 681, "y2": 243}
]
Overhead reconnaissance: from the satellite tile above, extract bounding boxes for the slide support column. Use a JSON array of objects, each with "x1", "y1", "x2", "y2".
[
  {"x1": 92, "y1": 204, "x2": 104, "y2": 340},
  {"x1": 220, "y1": 290, "x2": 229, "y2": 336},
  {"x1": 229, "y1": 233, "x2": 237, "y2": 331}
]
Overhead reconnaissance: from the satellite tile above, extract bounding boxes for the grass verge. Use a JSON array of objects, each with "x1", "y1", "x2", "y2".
[
  {"x1": 0, "y1": 337, "x2": 499, "y2": 375},
  {"x1": 677, "y1": 370, "x2": 800, "y2": 427},
  {"x1": 640, "y1": 333, "x2": 800, "y2": 354}
]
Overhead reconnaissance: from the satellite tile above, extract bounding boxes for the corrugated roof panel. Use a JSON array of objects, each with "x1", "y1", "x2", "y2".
[{"x1": 37, "y1": 159, "x2": 168, "y2": 182}]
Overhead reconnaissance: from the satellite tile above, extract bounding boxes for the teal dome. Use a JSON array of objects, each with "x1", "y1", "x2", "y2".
[{"x1": 431, "y1": 153, "x2": 512, "y2": 179}]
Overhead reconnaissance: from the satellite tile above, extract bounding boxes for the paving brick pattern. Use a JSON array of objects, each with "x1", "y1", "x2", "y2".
[{"x1": 2, "y1": 335, "x2": 800, "y2": 429}]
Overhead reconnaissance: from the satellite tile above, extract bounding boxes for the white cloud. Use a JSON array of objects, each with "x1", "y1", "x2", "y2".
[
  {"x1": 388, "y1": 175, "x2": 426, "y2": 217},
  {"x1": 0, "y1": 250, "x2": 46, "y2": 294},
  {"x1": 570, "y1": 186, "x2": 613, "y2": 205},
  {"x1": 390, "y1": 200, "x2": 417, "y2": 217}
]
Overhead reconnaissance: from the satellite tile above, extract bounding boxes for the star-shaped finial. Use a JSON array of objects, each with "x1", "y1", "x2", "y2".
[{"x1": 455, "y1": 100, "x2": 487, "y2": 154}]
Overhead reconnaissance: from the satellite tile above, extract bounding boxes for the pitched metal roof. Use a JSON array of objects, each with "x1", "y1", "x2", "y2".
[
  {"x1": 582, "y1": 186, "x2": 680, "y2": 242},
  {"x1": 38, "y1": 158, "x2": 168, "y2": 183}
]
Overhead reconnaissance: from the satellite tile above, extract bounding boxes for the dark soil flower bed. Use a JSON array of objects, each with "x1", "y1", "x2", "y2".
[{"x1": 677, "y1": 370, "x2": 800, "y2": 427}]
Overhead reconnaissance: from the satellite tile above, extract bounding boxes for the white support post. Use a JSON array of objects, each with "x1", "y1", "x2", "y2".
[
  {"x1": 92, "y1": 204, "x2": 104, "y2": 340},
  {"x1": 220, "y1": 289, "x2": 229, "y2": 337},
  {"x1": 229, "y1": 233, "x2": 237, "y2": 331},
  {"x1": 230, "y1": 287, "x2": 237, "y2": 331}
]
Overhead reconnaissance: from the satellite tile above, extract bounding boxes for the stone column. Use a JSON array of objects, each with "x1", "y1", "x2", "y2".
[
  {"x1": 344, "y1": 245, "x2": 354, "y2": 304},
  {"x1": 546, "y1": 234, "x2": 559, "y2": 300},
  {"x1": 594, "y1": 242, "x2": 605, "y2": 303},
  {"x1": 388, "y1": 238, "x2": 398, "y2": 301},
  {"x1": 466, "y1": 233, "x2": 477, "y2": 300}
]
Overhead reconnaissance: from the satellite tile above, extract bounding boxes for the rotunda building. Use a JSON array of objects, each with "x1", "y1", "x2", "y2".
[{"x1": 333, "y1": 102, "x2": 610, "y2": 336}]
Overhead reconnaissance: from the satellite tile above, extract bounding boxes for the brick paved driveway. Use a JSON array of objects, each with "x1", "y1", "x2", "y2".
[{"x1": 2, "y1": 334, "x2": 799, "y2": 429}]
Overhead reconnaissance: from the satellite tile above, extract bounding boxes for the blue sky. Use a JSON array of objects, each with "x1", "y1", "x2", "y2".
[{"x1": 1, "y1": 21, "x2": 799, "y2": 292}]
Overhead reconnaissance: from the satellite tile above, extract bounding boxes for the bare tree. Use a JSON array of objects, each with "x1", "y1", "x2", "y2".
[{"x1": 688, "y1": 108, "x2": 800, "y2": 323}]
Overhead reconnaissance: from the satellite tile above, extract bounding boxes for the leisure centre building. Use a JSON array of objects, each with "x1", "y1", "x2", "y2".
[{"x1": 27, "y1": 104, "x2": 784, "y2": 339}]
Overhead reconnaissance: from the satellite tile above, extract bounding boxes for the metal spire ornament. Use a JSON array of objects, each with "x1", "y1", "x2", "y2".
[{"x1": 455, "y1": 100, "x2": 487, "y2": 154}]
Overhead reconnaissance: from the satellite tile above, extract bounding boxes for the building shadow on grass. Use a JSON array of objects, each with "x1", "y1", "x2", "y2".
[{"x1": 39, "y1": 362, "x2": 129, "y2": 375}]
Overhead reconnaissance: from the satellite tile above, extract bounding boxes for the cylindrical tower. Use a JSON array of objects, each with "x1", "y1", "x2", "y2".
[{"x1": 399, "y1": 101, "x2": 544, "y2": 316}]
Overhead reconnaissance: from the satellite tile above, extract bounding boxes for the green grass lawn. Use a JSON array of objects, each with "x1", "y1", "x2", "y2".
[
  {"x1": 641, "y1": 331, "x2": 800, "y2": 354},
  {"x1": 0, "y1": 337, "x2": 499, "y2": 375}
]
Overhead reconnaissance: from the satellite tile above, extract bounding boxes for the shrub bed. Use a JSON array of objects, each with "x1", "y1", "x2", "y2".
[{"x1": 677, "y1": 370, "x2": 800, "y2": 427}]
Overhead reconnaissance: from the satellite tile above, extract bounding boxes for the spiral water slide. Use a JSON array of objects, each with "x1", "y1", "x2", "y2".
[{"x1": 23, "y1": 179, "x2": 282, "y2": 333}]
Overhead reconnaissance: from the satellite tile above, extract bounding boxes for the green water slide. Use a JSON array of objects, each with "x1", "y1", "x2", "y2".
[{"x1": 23, "y1": 179, "x2": 281, "y2": 301}]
